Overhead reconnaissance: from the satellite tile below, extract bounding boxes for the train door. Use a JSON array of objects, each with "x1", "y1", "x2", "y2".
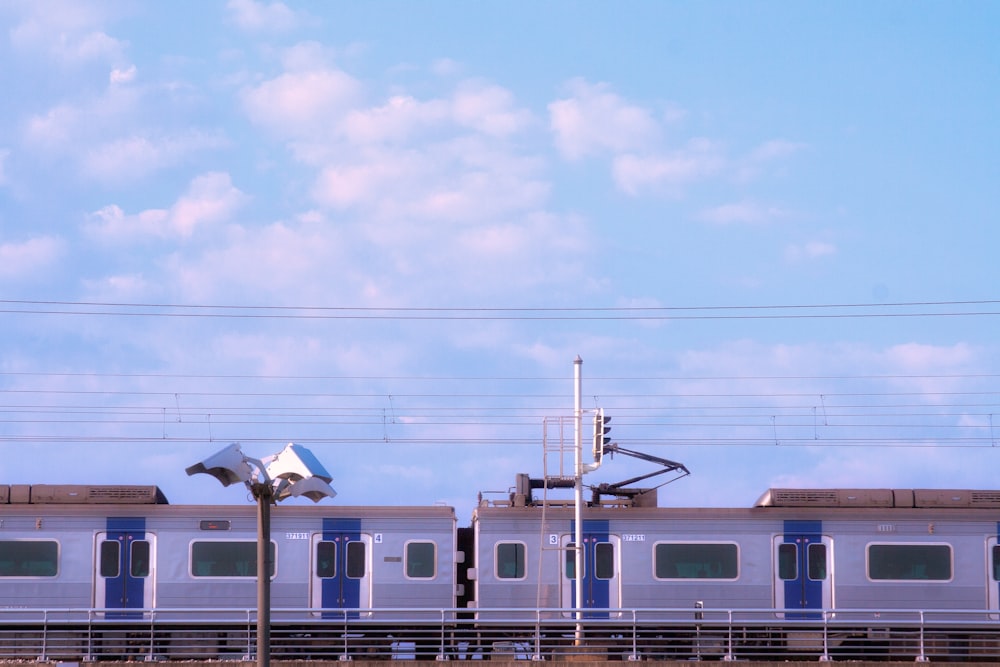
[
  {"x1": 773, "y1": 520, "x2": 833, "y2": 619},
  {"x1": 94, "y1": 518, "x2": 156, "y2": 618},
  {"x1": 988, "y1": 531, "x2": 999, "y2": 618},
  {"x1": 559, "y1": 521, "x2": 621, "y2": 618},
  {"x1": 310, "y1": 518, "x2": 373, "y2": 618}
]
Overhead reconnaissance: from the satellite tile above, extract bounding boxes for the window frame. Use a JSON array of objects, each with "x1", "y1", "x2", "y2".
[
  {"x1": 315, "y1": 540, "x2": 337, "y2": 579},
  {"x1": 190, "y1": 539, "x2": 277, "y2": 578},
  {"x1": 0, "y1": 539, "x2": 59, "y2": 578},
  {"x1": 495, "y1": 541, "x2": 527, "y2": 580},
  {"x1": 807, "y1": 542, "x2": 828, "y2": 581},
  {"x1": 652, "y1": 541, "x2": 740, "y2": 581},
  {"x1": 866, "y1": 542, "x2": 953, "y2": 582},
  {"x1": 345, "y1": 540, "x2": 367, "y2": 579},
  {"x1": 404, "y1": 540, "x2": 437, "y2": 580},
  {"x1": 99, "y1": 539, "x2": 120, "y2": 578}
]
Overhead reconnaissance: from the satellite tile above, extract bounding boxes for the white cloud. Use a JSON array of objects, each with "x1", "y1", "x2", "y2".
[
  {"x1": 432, "y1": 58, "x2": 462, "y2": 77},
  {"x1": 340, "y1": 96, "x2": 450, "y2": 145},
  {"x1": 452, "y1": 82, "x2": 532, "y2": 137},
  {"x1": 23, "y1": 76, "x2": 224, "y2": 184},
  {"x1": 735, "y1": 139, "x2": 809, "y2": 182},
  {"x1": 313, "y1": 135, "x2": 549, "y2": 224},
  {"x1": 171, "y1": 172, "x2": 249, "y2": 236},
  {"x1": 0, "y1": 236, "x2": 66, "y2": 280},
  {"x1": 411, "y1": 155, "x2": 549, "y2": 222},
  {"x1": 750, "y1": 139, "x2": 808, "y2": 162},
  {"x1": 699, "y1": 201, "x2": 789, "y2": 225},
  {"x1": 24, "y1": 103, "x2": 81, "y2": 151},
  {"x1": 313, "y1": 157, "x2": 413, "y2": 209},
  {"x1": 81, "y1": 130, "x2": 229, "y2": 185},
  {"x1": 86, "y1": 172, "x2": 247, "y2": 241},
  {"x1": 242, "y1": 68, "x2": 362, "y2": 137},
  {"x1": 612, "y1": 139, "x2": 726, "y2": 196},
  {"x1": 279, "y1": 41, "x2": 340, "y2": 71},
  {"x1": 335, "y1": 81, "x2": 530, "y2": 147},
  {"x1": 227, "y1": 0, "x2": 304, "y2": 33},
  {"x1": 0, "y1": 149, "x2": 9, "y2": 185},
  {"x1": 548, "y1": 78, "x2": 660, "y2": 160},
  {"x1": 165, "y1": 216, "x2": 353, "y2": 304},
  {"x1": 546, "y1": 81, "x2": 804, "y2": 197},
  {"x1": 23, "y1": 78, "x2": 145, "y2": 154},
  {"x1": 885, "y1": 342, "x2": 975, "y2": 375},
  {"x1": 109, "y1": 64, "x2": 136, "y2": 84},
  {"x1": 7, "y1": 1, "x2": 127, "y2": 65},
  {"x1": 236, "y1": 64, "x2": 580, "y2": 303},
  {"x1": 784, "y1": 240, "x2": 837, "y2": 262},
  {"x1": 159, "y1": 191, "x2": 587, "y2": 310},
  {"x1": 81, "y1": 273, "x2": 154, "y2": 301}
]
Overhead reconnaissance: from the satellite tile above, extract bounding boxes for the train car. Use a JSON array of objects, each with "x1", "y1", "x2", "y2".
[
  {"x1": 470, "y1": 480, "x2": 1000, "y2": 659},
  {"x1": 7, "y1": 477, "x2": 1000, "y2": 661},
  {"x1": 0, "y1": 484, "x2": 458, "y2": 659}
]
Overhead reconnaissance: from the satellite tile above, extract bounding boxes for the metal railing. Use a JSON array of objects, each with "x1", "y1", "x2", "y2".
[{"x1": 2, "y1": 606, "x2": 1000, "y2": 661}]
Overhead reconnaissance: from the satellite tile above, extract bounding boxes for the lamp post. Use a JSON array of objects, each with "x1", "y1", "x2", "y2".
[{"x1": 186, "y1": 442, "x2": 336, "y2": 667}]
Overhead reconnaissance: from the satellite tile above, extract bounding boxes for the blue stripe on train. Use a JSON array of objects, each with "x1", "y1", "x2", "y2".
[
  {"x1": 570, "y1": 519, "x2": 610, "y2": 618},
  {"x1": 322, "y1": 517, "x2": 361, "y2": 617},
  {"x1": 783, "y1": 519, "x2": 823, "y2": 619},
  {"x1": 105, "y1": 517, "x2": 146, "y2": 616}
]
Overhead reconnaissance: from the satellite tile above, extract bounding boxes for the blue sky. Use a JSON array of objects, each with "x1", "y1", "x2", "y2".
[{"x1": 1, "y1": 1, "x2": 998, "y2": 522}]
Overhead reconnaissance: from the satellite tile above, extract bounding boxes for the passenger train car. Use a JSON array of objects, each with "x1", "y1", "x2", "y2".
[
  {"x1": 0, "y1": 484, "x2": 458, "y2": 659},
  {"x1": 3, "y1": 479, "x2": 1000, "y2": 660},
  {"x1": 472, "y1": 479, "x2": 1000, "y2": 619}
]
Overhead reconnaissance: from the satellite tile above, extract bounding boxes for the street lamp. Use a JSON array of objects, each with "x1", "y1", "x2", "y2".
[{"x1": 186, "y1": 442, "x2": 336, "y2": 667}]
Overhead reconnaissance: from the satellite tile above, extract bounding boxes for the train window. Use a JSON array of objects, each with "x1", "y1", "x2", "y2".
[
  {"x1": 345, "y1": 540, "x2": 366, "y2": 578},
  {"x1": 654, "y1": 543, "x2": 738, "y2": 580},
  {"x1": 808, "y1": 543, "x2": 827, "y2": 580},
  {"x1": 0, "y1": 540, "x2": 58, "y2": 577},
  {"x1": 564, "y1": 542, "x2": 615, "y2": 579},
  {"x1": 316, "y1": 541, "x2": 336, "y2": 578},
  {"x1": 595, "y1": 542, "x2": 615, "y2": 580},
  {"x1": 130, "y1": 540, "x2": 150, "y2": 578},
  {"x1": 496, "y1": 542, "x2": 526, "y2": 579},
  {"x1": 565, "y1": 543, "x2": 578, "y2": 579},
  {"x1": 405, "y1": 541, "x2": 436, "y2": 579},
  {"x1": 777, "y1": 543, "x2": 797, "y2": 580},
  {"x1": 867, "y1": 543, "x2": 952, "y2": 581},
  {"x1": 191, "y1": 541, "x2": 276, "y2": 577},
  {"x1": 100, "y1": 540, "x2": 120, "y2": 578},
  {"x1": 993, "y1": 545, "x2": 1000, "y2": 581}
]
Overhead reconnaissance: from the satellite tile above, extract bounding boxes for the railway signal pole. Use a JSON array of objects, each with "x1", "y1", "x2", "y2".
[{"x1": 573, "y1": 356, "x2": 584, "y2": 645}]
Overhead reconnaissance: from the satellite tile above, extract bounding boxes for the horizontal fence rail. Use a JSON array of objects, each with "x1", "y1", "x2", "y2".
[{"x1": 2, "y1": 606, "x2": 1000, "y2": 661}]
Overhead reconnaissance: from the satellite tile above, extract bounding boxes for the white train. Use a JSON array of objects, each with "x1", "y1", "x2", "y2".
[{"x1": 3, "y1": 480, "x2": 1000, "y2": 660}]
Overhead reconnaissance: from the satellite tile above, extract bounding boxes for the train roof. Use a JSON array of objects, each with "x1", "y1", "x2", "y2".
[
  {"x1": 474, "y1": 486, "x2": 1000, "y2": 513},
  {"x1": 0, "y1": 484, "x2": 458, "y2": 519},
  {"x1": 0, "y1": 484, "x2": 169, "y2": 505},
  {"x1": 755, "y1": 487, "x2": 1000, "y2": 509}
]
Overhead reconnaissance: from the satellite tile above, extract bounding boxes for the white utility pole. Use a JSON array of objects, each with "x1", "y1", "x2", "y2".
[{"x1": 573, "y1": 355, "x2": 584, "y2": 644}]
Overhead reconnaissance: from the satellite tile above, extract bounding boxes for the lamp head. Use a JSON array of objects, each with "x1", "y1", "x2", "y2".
[
  {"x1": 275, "y1": 476, "x2": 338, "y2": 503},
  {"x1": 265, "y1": 442, "x2": 333, "y2": 484},
  {"x1": 185, "y1": 443, "x2": 254, "y2": 487}
]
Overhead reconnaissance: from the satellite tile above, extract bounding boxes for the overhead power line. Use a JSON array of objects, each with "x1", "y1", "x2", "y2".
[{"x1": 1, "y1": 298, "x2": 999, "y2": 320}]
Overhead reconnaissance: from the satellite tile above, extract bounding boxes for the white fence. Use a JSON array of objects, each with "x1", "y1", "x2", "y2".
[{"x1": 2, "y1": 606, "x2": 999, "y2": 661}]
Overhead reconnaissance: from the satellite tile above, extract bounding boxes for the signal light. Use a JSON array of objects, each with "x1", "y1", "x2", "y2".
[{"x1": 592, "y1": 408, "x2": 611, "y2": 461}]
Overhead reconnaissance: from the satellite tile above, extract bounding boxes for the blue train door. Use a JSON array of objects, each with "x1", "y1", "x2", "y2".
[
  {"x1": 560, "y1": 521, "x2": 621, "y2": 618},
  {"x1": 94, "y1": 518, "x2": 155, "y2": 617},
  {"x1": 310, "y1": 519, "x2": 372, "y2": 618},
  {"x1": 773, "y1": 520, "x2": 832, "y2": 618}
]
